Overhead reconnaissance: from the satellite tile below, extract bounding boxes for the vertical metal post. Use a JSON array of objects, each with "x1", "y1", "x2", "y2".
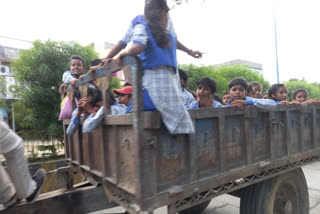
[{"x1": 129, "y1": 56, "x2": 145, "y2": 206}]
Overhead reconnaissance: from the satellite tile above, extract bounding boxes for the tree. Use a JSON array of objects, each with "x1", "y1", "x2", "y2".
[
  {"x1": 11, "y1": 40, "x2": 98, "y2": 139},
  {"x1": 179, "y1": 64, "x2": 270, "y2": 97},
  {"x1": 0, "y1": 76, "x2": 7, "y2": 108},
  {"x1": 283, "y1": 79, "x2": 320, "y2": 101}
]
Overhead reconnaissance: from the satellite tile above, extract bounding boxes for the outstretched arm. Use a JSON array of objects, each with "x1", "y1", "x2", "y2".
[{"x1": 177, "y1": 40, "x2": 203, "y2": 58}]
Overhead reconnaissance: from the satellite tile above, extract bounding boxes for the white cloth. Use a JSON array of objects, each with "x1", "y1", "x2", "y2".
[
  {"x1": 82, "y1": 107, "x2": 105, "y2": 134},
  {"x1": 0, "y1": 121, "x2": 36, "y2": 203},
  {"x1": 111, "y1": 103, "x2": 127, "y2": 115},
  {"x1": 182, "y1": 88, "x2": 195, "y2": 107}
]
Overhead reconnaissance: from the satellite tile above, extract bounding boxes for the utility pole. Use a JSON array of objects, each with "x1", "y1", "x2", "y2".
[{"x1": 274, "y1": 14, "x2": 280, "y2": 83}]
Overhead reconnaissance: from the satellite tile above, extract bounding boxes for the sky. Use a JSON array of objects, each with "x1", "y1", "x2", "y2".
[{"x1": 1, "y1": 0, "x2": 320, "y2": 84}]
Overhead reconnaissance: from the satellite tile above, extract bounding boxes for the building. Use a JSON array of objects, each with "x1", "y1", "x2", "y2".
[
  {"x1": 212, "y1": 59, "x2": 263, "y2": 74},
  {"x1": 0, "y1": 45, "x2": 21, "y2": 127}
]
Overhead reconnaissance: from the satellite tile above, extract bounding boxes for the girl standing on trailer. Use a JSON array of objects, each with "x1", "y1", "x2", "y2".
[{"x1": 113, "y1": 0, "x2": 194, "y2": 134}]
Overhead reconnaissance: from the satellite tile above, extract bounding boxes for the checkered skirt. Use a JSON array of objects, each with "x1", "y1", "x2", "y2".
[{"x1": 143, "y1": 68, "x2": 195, "y2": 134}]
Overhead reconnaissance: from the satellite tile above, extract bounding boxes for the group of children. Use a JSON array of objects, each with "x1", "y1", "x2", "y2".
[
  {"x1": 59, "y1": 0, "x2": 318, "y2": 136},
  {"x1": 183, "y1": 70, "x2": 319, "y2": 110},
  {"x1": 59, "y1": 54, "x2": 319, "y2": 137}
]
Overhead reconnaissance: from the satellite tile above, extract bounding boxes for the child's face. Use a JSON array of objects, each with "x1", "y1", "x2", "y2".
[
  {"x1": 196, "y1": 84, "x2": 214, "y2": 100},
  {"x1": 70, "y1": 59, "x2": 85, "y2": 76},
  {"x1": 272, "y1": 87, "x2": 287, "y2": 101},
  {"x1": 253, "y1": 85, "x2": 261, "y2": 98},
  {"x1": 229, "y1": 85, "x2": 246, "y2": 102},
  {"x1": 262, "y1": 93, "x2": 269, "y2": 99},
  {"x1": 295, "y1": 91, "x2": 307, "y2": 103},
  {"x1": 180, "y1": 78, "x2": 187, "y2": 89},
  {"x1": 117, "y1": 94, "x2": 131, "y2": 106},
  {"x1": 222, "y1": 94, "x2": 231, "y2": 105},
  {"x1": 247, "y1": 88, "x2": 256, "y2": 98}
]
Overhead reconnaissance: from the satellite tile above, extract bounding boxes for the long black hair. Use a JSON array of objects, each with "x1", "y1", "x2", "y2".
[
  {"x1": 87, "y1": 87, "x2": 102, "y2": 105},
  {"x1": 144, "y1": 0, "x2": 170, "y2": 48},
  {"x1": 268, "y1": 84, "x2": 285, "y2": 101}
]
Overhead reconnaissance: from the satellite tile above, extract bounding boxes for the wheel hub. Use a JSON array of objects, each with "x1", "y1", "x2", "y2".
[{"x1": 284, "y1": 200, "x2": 293, "y2": 214}]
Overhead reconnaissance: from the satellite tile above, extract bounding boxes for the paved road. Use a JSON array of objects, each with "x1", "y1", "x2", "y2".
[{"x1": 90, "y1": 162, "x2": 320, "y2": 214}]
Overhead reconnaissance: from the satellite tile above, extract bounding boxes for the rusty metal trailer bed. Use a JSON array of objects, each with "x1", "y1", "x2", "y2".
[{"x1": 59, "y1": 56, "x2": 320, "y2": 214}]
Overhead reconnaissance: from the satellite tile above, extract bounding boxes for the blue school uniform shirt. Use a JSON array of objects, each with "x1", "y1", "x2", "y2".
[
  {"x1": 126, "y1": 89, "x2": 157, "y2": 113},
  {"x1": 131, "y1": 19, "x2": 177, "y2": 70},
  {"x1": 82, "y1": 107, "x2": 104, "y2": 134},
  {"x1": 182, "y1": 88, "x2": 195, "y2": 107},
  {"x1": 226, "y1": 97, "x2": 277, "y2": 107},
  {"x1": 188, "y1": 100, "x2": 223, "y2": 109},
  {"x1": 111, "y1": 102, "x2": 127, "y2": 115},
  {"x1": 129, "y1": 17, "x2": 195, "y2": 134},
  {"x1": 62, "y1": 70, "x2": 76, "y2": 84}
]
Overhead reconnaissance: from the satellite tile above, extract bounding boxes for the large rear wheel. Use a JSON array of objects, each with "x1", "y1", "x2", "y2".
[{"x1": 240, "y1": 168, "x2": 309, "y2": 214}]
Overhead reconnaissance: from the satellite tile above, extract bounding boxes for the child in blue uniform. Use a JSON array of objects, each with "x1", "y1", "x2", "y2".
[
  {"x1": 268, "y1": 84, "x2": 289, "y2": 105},
  {"x1": 227, "y1": 78, "x2": 276, "y2": 108},
  {"x1": 188, "y1": 77, "x2": 223, "y2": 109},
  {"x1": 179, "y1": 69, "x2": 195, "y2": 107},
  {"x1": 113, "y1": 0, "x2": 194, "y2": 134},
  {"x1": 291, "y1": 89, "x2": 319, "y2": 104}
]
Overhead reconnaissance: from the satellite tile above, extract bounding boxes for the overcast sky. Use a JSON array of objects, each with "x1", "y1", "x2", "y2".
[{"x1": 1, "y1": 0, "x2": 319, "y2": 84}]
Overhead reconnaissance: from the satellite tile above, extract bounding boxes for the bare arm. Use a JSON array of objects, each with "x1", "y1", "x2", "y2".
[
  {"x1": 102, "y1": 41, "x2": 127, "y2": 61},
  {"x1": 177, "y1": 40, "x2": 203, "y2": 58},
  {"x1": 114, "y1": 43, "x2": 144, "y2": 64}
]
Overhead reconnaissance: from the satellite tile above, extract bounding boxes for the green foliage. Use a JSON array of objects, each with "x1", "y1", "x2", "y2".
[
  {"x1": 11, "y1": 40, "x2": 98, "y2": 137},
  {"x1": 283, "y1": 79, "x2": 320, "y2": 101},
  {"x1": 12, "y1": 101, "x2": 34, "y2": 128},
  {"x1": 179, "y1": 64, "x2": 270, "y2": 97},
  {"x1": 37, "y1": 145, "x2": 57, "y2": 159},
  {"x1": 0, "y1": 76, "x2": 7, "y2": 108},
  {"x1": 109, "y1": 77, "x2": 122, "y2": 92}
]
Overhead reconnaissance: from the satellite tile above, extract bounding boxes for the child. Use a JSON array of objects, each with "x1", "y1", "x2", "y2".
[
  {"x1": 246, "y1": 84, "x2": 256, "y2": 98},
  {"x1": 66, "y1": 87, "x2": 104, "y2": 135},
  {"x1": 188, "y1": 78, "x2": 223, "y2": 109},
  {"x1": 292, "y1": 89, "x2": 308, "y2": 103},
  {"x1": 291, "y1": 89, "x2": 319, "y2": 104},
  {"x1": 226, "y1": 78, "x2": 276, "y2": 108},
  {"x1": 114, "y1": 86, "x2": 132, "y2": 107},
  {"x1": 105, "y1": 90, "x2": 127, "y2": 115},
  {"x1": 261, "y1": 92, "x2": 269, "y2": 99},
  {"x1": 62, "y1": 55, "x2": 86, "y2": 86},
  {"x1": 249, "y1": 82, "x2": 262, "y2": 98},
  {"x1": 268, "y1": 84, "x2": 289, "y2": 104},
  {"x1": 113, "y1": 0, "x2": 195, "y2": 134},
  {"x1": 222, "y1": 92, "x2": 231, "y2": 105},
  {"x1": 179, "y1": 69, "x2": 195, "y2": 107},
  {"x1": 59, "y1": 56, "x2": 99, "y2": 95}
]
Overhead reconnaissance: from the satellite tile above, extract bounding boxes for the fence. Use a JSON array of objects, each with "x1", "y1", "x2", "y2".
[
  {"x1": 0, "y1": 131, "x2": 64, "y2": 164},
  {"x1": 24, "y1": 139, "x2": 65, "y2": 161}
]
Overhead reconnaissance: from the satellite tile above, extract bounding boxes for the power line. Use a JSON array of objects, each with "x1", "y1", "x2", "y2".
[{"x1": 0, "y1": 35, "x2": 32, "y2": 43}]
